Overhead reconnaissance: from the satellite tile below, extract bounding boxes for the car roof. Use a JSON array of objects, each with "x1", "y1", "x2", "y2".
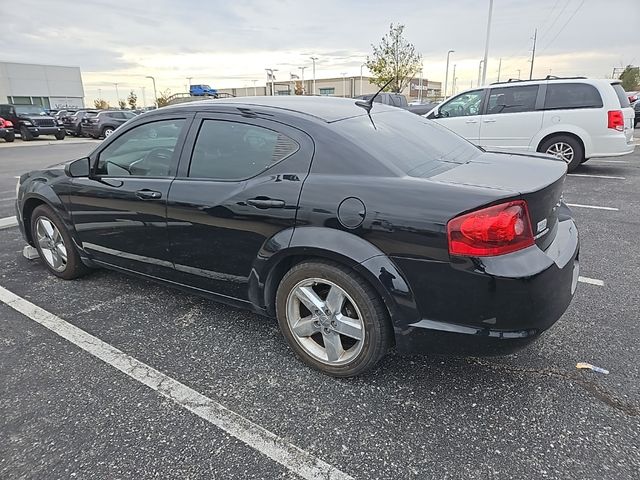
[{"x1": 161, "y1": 96, "x2": 397, "y2": 122}]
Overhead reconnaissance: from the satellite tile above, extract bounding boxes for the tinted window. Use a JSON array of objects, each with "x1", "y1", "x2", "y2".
[
  {"x1": 439, "y1": 90, "x2": 484, "y2": 117},
  {"x1": 96, "y1": 119, "x2": 184, "y2": 177},
  {"x1": 611, "y1": 83, "x2": 630, "y2": 108},
  {"x1": 339, "y1": 110, "x2": 481, "y2": 177},
  {"x1": 544, "y1": 83, "x2": 603, "y2": 110},
  {"x1": 189, "y1": 120, "x2": 299, "y2": 180},
  {"x1": 487, "y1": 85, "x2": 538, "y2": 114}
]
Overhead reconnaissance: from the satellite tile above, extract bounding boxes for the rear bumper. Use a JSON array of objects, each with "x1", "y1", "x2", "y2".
[
  {"x1": 589, "y1": 134, "x2": 635, "y2": 158},
  {"x1": 391, "y1": 214, "x2": 579, "y2": 356}
]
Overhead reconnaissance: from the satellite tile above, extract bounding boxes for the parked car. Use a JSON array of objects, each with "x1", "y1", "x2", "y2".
[
  {"x1": 64, "y1": 110, "x2": 99, "y2": 137},
  {"x1": 634, "y1": 100, "x2": 640, "y2": 127},
  {"x1": 625, "y1": 91, "x2": 638, "y2": 104},
  {"x1": 0, "y1": 104, "x2": 65, "y2": 141},
  {"x1": 0, "y1": 116, "x2": 15, "y2": 142},
  {"x1": 15, "y1": 97, "x2": 579, "y2": 377},
  {"x1": 426, "y1": 77, "x2": 635, "y2": 171},
  {"x1": 355, "y1": 92, "x2": 437, "y2": 115},
  {"x1": 81, "y1": 110, "x2": 137, "y2": 139},
  {"x1": 190, "y1": 84, "x2": 218, "y2": 97}
]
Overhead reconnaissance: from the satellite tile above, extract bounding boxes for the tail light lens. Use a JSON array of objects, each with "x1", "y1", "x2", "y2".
[
  {"x1": 447, "y1": 200, "x2": 535, "y2": 257},
  {"x1": 4, "y1": 120, "x2": 12, "y2": 127},
  {"x1": 607, "y1": 110, "x2": 624, "y2": 131}
]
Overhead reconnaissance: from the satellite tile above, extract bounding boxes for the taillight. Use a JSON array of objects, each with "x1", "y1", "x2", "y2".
[
  {"x1": 4, "y1": 120, "x2": 12, "y2": 127},
  {"x1": 447, "y1": 200, "x2": 535, "y2": 257},
  {"x1": 607, "y1": 110, "x2": 624, "y2": 131}
]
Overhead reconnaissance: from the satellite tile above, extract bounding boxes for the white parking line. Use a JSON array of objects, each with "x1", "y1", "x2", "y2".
[
  {"x1": 566, "y1": 203, "x2": 619, "y2": 211},
  {"x1": 0, "y1": 285, "x2": 352, "y2": 480},
  {"x1": 578, "y1": 276, "x2": 605, "y2": 286},
  {"x1": 587, "y1": 160, "x2": 629, "y2": 164},
  {"x1": 0, "y1": 197, "x2": 16, "y2": 202},
  {"x1": 567, "y1": 174, "x2": 625, "y2": 180},
  {"x1": 0, "y1": 216, "x2": 18, "y2": 229}
]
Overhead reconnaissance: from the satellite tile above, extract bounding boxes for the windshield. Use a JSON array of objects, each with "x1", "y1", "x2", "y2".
[
  {"x1": 338, "y1": 110, "x2": 481, "y2": 177},
  {"x1": 14, "y1": 105, "x2": 48, "y2": 116}
]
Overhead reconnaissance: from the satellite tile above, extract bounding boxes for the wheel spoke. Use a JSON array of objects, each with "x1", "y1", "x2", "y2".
[
  {"x1": 41, "y1": 219, "x2": 55, "y2": 239},
  {"x1": 291, "y1": 316, "x2": 320, "y2": 337},
  {"x1": 333, "y1": 313, "x2": 363, "y2": 341},
  {"x1": 322, "y1": 330, "x2": 344, "y2": 362},
  {"x1": 41, "y1": 248, "x2": 54, "y2": 266},
  {"x1": 50, "y1": 250, "x2": 62, "y2": 269},
  {"x1": 325, "y1": 285, "x2": 345, "y2": 315},
  {"x1": 55, "y1": 242, "x2": 68, "y2": 262},
  {"x1": 294, "y1": 286, "x2": 325, "y2": 314}
]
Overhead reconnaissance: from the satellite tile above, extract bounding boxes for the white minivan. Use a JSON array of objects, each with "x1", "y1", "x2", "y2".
[{"x1": 426, "y1": 77, "x2": 635, "y2": 171}]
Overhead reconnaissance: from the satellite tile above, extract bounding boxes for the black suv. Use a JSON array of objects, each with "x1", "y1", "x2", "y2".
[
  {"x1": 0, "y1": 104, "x2": 65, "y2": 141},
  {"x1": 63, "y1": 110, "x2": 98, "y2": 137},
  {"x1": 81, "y1": 110, "x2": 137, "y2": 139}
]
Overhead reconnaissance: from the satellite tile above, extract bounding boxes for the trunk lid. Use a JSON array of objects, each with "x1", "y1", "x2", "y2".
[{"x1": 430, "y1": 151, "x2": 567, "y2": 251}]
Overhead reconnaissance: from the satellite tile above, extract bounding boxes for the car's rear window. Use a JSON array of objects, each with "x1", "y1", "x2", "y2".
[
  {"x1": 611, "y1": 83, "x2": 631, "y2": 108},
  {"x1": 338, "y1": 110, "x2": 481, "y2": 177},
  {"x1": 544, "y1": 83, "x2": 603, "y2": 110}
]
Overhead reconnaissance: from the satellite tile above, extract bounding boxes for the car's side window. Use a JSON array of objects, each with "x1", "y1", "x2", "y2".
[
  {"x1": 188, "y1": 120, "x2": 299, "y2": 180},
  {"x1": 486, "y1": 85, "x2": 539, "y2": 114},
  {"x1": 439, "y1": 90, "x2": 485, "y2": 118},
  {"x1": 95, "y1": 119, "x2": 185, "y2": 177},
  {"x1": 544, "y1": 83, "x2": 603, "y2": 110}
]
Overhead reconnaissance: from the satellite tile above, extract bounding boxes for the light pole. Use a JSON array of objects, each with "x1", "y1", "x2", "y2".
[
  {"x1": 341, "y1": 72, "x2": 347, "y2": 97},
  {"x1": 418, "y1": 65, "x2": 423, "y2": 102},
  {"x1": 186, "y1": 77, "x2": 193, "y2": 93},
  {"x1": 481, "y1": 0, "x2": 494, "y2": 85},
  {"x1": 114, "y1": 83, "x2": 120, "y2": 106},
  {"x1": 310, "y1": 56, "x2": 318, "y2": 95},
  {"x1": 517, "y1": 69, "x2": 521, "y2": 80},
  {"x1": 145, "y1": 76, "x2": 157, "y2": 107},
  {"x1": 141, "y1": 86, "x2": 146, "y2": 108},
  {"x1": 360, "y1": 63, "x2": 365, "y2": 95},
  {"x1": 477, "y1": 60, "x2": 484, "y2": 87},
  {"x1": 496, "y1": 57, "x2": 502, "y2": 82},
  {"x1": 252, "y1": 79, "x2": 257, "y2": 96},
  {"x1": 451, "y1": 64, "x2": 457, "y2": 95},
  {"x1": 444, "y1": 50, "x2": 454, "y2": 98},
  {"x1": 265, "y1": 68, "x2": 278, "y2": 96},
  {"x1": 298, "y1": 66, "x2": 306, "y2": 94}
]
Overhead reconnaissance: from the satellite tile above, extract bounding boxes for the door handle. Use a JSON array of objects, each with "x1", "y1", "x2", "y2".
[
  {"x1": 136, "y1": 189, "x2": 162, "y2": 200},
  {"x1": 465, "y1": 119, "x2": 478, "y2": 124},
  {"x1": 483, "y1": 119, "x2": 497, "y2": 123},
  {"x1": 247, "y1": 197, "x2": 285, "y2": 209}
]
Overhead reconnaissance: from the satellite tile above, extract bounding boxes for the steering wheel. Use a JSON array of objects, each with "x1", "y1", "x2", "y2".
[{"x1": 130, "y1": 148, "x2": 173, "y2": 175}]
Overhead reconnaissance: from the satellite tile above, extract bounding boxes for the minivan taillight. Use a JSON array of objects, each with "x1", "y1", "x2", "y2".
[
  {"x1": 607, "y1": 110, "x2": 624, "y2": 131},
  {"x1": 447, "y1": 200, "x2": 535, "y2": 257}
]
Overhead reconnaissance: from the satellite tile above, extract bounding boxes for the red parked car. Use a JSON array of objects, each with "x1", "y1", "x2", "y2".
[{"x1": 0, "y1": 117, "x2": 15, "y2": 142}]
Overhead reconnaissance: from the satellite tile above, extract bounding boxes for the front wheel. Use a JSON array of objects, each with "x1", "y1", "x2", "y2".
[
  {"x1": 4, "y1": 131, "x2": 15, "y2": 142},
  {"x1": 538, "y1": 135, "x2": 584, "y2": 172},
  {"x1": 276, "y1": 260, "x2": 392, "y2": 377},
  {"x1": 102, "y1": 127, "x2": 114, "y2": 138},
  {"x1": 30, "y1": 205, "x2": 90, "y2": 280},
  {"x1": 20, "y1": 126, "x2": 33, "y2": 141},
  {"x1": 55, "y1": 131, "x2": 65, "y2": 140}
]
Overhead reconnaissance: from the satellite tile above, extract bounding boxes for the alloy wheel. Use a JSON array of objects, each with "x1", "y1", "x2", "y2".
[
  {"x1": 546, "y1": 142, "x2": 574, "y2": 163},
  {"x1": 104, "y1": 128, "x2": 114, "y2": 137},
  {"x1": 35, "y1": 217, "x2": 68, "y2": 272},
  {"x1": 286, "y1": 278, "x2": 365, "y2": 365}
]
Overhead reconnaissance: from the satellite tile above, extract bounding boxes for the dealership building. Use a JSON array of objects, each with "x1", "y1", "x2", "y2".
[{"x1": 0, "y1": 61, "x2": 85, "y2": 109}]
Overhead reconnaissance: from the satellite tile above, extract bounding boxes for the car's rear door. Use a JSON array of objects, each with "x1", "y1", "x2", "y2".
[
  {"x1": 430, "y1": 89, "x2": 485, "y2": 144},
  {"x1": 66, "y1": 114, "x2": 191, "y2": 278},
  {"x1": 166, "y1": 112, "x2": 314, "y2": 301},
  {"x1": 478, "y1": 84, "x2": 543, "y2": 152}
]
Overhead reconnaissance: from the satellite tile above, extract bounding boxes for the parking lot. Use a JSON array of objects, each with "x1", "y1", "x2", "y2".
[{"x1": 1, "y1": 136, "x2": 639, "y2": 479}]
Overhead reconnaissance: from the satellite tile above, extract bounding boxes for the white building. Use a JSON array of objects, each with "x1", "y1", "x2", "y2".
[{"x1": 0, "y1": 62, "x2": 85, "y2": 109}]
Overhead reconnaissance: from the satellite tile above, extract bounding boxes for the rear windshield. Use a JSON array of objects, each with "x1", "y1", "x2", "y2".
[
  {"x1": 544, "y1": 83, "x2": 603, "y2": 110},
  {"x1": 611, "y1": 83, "x2": 630, "y2": 108},
  {"x1": 338, "y1": 110, "x2": 481, "y2": 177}
]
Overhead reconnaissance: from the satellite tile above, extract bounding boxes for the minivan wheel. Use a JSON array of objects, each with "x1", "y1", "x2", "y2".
[
  {"x1": 102, "y1": 127, "x2": 114, "y2": 138},
  {"x1": 30, "y1": 205, "x2": 89, "y2": 280},
  {"x1": 539, "y1": 135, "x2": 584, "y2": 172},
  {"x1": 276, "y1": 260, "x2": 392, "y2": 377}
]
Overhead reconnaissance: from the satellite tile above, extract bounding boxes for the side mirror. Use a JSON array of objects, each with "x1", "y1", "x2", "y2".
[{"x1": 65, "y1": 157, "x2": 91, "y2": 177}]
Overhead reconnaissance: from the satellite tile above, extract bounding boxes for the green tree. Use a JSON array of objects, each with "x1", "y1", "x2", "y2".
[
  {"x1": 156, "y1": 89, "x2": 172, "y2": 107},
  {"x1": 93, "y1": 99, "x2": 109, "y2": 109},
  {"x1": 127, "y1": 90, "x2": 137, "y2": 109},
  {"x1": 118, "y1": 99, "x2": 127, "y2": 110},
  {"x1": 366, "y1": 23, "x2": 422, "y2": 93},
  {"x1": 619, "y1": 65, "x2": 640, "y2": 91}
]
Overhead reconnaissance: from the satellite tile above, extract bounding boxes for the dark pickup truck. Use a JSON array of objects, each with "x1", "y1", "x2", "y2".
[
  {"x1": 354, "y1": 93, "x2": 437, "y2": 115},
  {"x1": 0, "y1": 104, "x2": 65, "y2": 141}
]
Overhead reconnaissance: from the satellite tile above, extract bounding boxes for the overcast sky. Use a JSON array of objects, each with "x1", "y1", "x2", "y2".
[{"x1": 2, "y1": 0, "x2": 638, "y2": 104}]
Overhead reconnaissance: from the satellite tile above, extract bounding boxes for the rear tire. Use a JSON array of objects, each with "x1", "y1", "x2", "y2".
[
  {"x1": 102, "y1": 127, "x2": 114, "y2": 138},
  {"x1": 20, "y1": 126, "x2": 33, "y2": 141},
  {"x1": 30, "y1": 204, "x2": 90, "y2": 280},
  {"x1": 276, "y1": 260, "x2": 392, "y2": 377},
  {"x1": 4, "y1": 131, "x2": 15, "y2": 142},
  {"x1": 54, "y1": 131, "x2": 65, "y2": 140},
  {"x1": 538, "y1": 135, "x2": 584, "y2": 172}
]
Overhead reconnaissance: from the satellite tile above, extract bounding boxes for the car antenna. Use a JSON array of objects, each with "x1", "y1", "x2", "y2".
[{"x1": 355, "y1": 77, "x2": 394, "y2": 114}]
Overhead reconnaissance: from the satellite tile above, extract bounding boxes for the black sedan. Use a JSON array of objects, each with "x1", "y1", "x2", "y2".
[{"x1": 15, "y1": 97, "x2": 579, "y2": 377}]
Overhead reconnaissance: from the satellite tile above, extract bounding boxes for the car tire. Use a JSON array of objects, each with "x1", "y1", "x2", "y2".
[
  {"x1": 4, "y1": 131, "x2": 15, "y2": 142},
  {"x1": 30, "y1": 204, "x2": 90, "y2": 280},
  {"x1": 538, "y1": 135, "x2": 584, "y2": 172},
  {"x1": 55, "y1": 131, "x2": 65, "y2": 140},
  {"x1": 276, "y1": 260, "x2": 392, "y2": 377},
  {"x1": 20, "y1": 126, "x2": 33, "y2": 141},
  {"x1": 102, "y1": 127, "x2": 115, "y2": 138}
]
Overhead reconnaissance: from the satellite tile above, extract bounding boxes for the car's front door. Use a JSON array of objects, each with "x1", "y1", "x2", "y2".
[
  {"x1": 478, "y1": 84, "x2": 543, "y2": 152},
  {"x1": 66, "y1": 116, "x2": 190, "y2": 278},
  {"x1": 430, "y1": 89, "x2": 485, "y2": 144},
  {"x1": 166, "y1": 113, "x2": 314, "y2": 301}
]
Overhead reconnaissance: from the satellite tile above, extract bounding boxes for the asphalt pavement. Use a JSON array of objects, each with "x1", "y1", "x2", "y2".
[{"x1": 0, "y1": 135, "x2": 639, "y2": 479}]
